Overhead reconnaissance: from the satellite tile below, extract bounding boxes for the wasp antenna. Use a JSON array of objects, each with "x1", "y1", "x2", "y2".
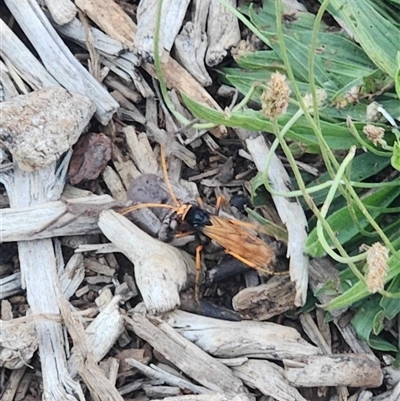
[
  {"x1": 120, "y1": 203, "x2": 176, "y2": 215},
  {"x1": 160, "y1": 145, "x2": 180, "y2": 207}
]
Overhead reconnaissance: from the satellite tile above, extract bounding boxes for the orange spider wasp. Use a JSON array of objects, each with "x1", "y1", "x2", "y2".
[{"x1": 120, "y1": 145, "x2": 281, "y2": 298}]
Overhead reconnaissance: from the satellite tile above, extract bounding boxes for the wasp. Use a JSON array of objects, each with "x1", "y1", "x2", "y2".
[{"x1": 120, "y1": 146, "x2": 280, "y2": 298}]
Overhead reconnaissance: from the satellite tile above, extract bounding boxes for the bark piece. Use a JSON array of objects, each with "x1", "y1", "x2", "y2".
[
  {"x1": 75, "y1": 0, "x2": 135, "y2": 49},
  {"x1": 155, "y1": 395, "x2": 254, "y2": 401},
  {"x1": 69, "y1": 133, "x2": 112, "y2": 185},
  {"x1": 0, "y1": 272, "x2": 22, "y2": 299},
  {"x1": 206, "y1": 0, "x2": 241, "y2": 67},
  {"x1": 162, "y1": 310, "x2": 320, "y2": 360},
  {"x1": 98, "y1": 210, "x2": 195, "y2": 314},
  {"x1": 283, "y1": 354, "x2": 383, "y2": 387},
  {"x1": 232, "y1": 276, "x2": 296, "y2": 320},
  {"x1": 126, "y1": 313, "x2": 246, "y2": 395}
]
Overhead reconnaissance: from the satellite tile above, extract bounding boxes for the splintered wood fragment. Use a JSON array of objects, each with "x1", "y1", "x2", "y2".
[
  {"x1": 126, "y1": 314, "x2": 245, "y2": 395},
  {"x1": 75, "y1": 0, "x2": 135, "y2": 49},
  {"x1": 242, "y1": 131, "x2": 308, "y2": 306},
  {"x1": 4, "y1": 0, "x2": 118, "y2": 124},
  {"x1": 233, "y1": 360, "x2": 307, "y2": 401},
  {"x1": 1, "y1": 369, "x2": 26, "y2": 401},
  {"x1": 68, "y1": 296, "x2": 124, "y2": 378},
  {"x1": 135, "y1": 0, "x2": 190, "y2": 57},
  {"x1": 60, "y1": 253, "x2": 85, "y2": 300},
  {"x1": 0, "y1": 20, "x2": 58, "y2": 90},
  {"x1": 126, "y1": 358, "x2": 209, "y2": 394},
  {"x1": 0, "y1": 61, "x2": 19, "y2": 100},
  {"x1": 206, "y1": 0, "x2": 240, "y2": 67},
  {"x1": 52, "y1": 16, "x2": 129, "y2": 57},
  {"x1": 102, "y1": 166, "x2": 127, "y2": 202},
  {"x1": 1, "y1": 195, "x2": 115, "y2": 242},
  {"x1": 0, "y1": 273, "x2": 22, "y2": 299},
  {"x1": 154, "y1": 395, "x2": 255, "y2": 401},
  {"x1": 59, "y1": 295, "x2": 123, "y2": 401},
  {"x1": 98, "y1": 210, "x2": 195, "y2": 314},
  {"x1": 44, "y1": 0, "x2": 77, "y2": 25},
  {"x1": 232, "y1": 276, "x2": 296, "y2": 320},
  {"x1": 174, "y1": 0, "x2": 212, "y2": 86},
  {"x1": 162, "y1": 310, "x2": 320, "y2": 359},
  {"x1": 283, "y1": 354, "x2": 383, "y2": 387},
  {"x1": 333, "y1": 317, "x2": 374, "y2": 355},
  {"x1": 123, "y1": 126, "x2": 159, "y2": 175}
]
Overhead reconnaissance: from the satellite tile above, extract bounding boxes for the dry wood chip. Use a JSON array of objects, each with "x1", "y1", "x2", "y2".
[
  {"x1": 232, "y1": 276, "x2": 296, "y2": 320},
  {"x1": 126, "y1": 313, "x2": 246, "y2": 395},
  {"x1": 44, "y1": 0, "x2": 77, "y2": 26},
  {"x1": 162, "y1": 310, "x2": 320, "y2": 360},
  {"x1": 283, "y1": 354, "x2": 383, "y2": 388},
  {"x1": 75, "y1": 0, "x2": 136, "y2": 49}
]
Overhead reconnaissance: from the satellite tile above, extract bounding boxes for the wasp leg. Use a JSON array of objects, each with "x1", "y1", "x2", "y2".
[
  {"x1": 215, "y1": 196, "x2": 227, "y2": 215},
  {"x1": 195, "y1": 245, "x2": 203, "y2": 303},
  {"x1": 224, "y1": 250, "x2": 274, "y2": 275},
  {"x1": 196, "y1": 197, "x2": 205, "y2": 209}
]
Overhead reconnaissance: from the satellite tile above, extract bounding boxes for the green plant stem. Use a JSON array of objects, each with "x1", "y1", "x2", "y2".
[
  {"x1": 274, "y1": 0, "x2": 400, "y2": 261},
  {"x1": 316, "y1": 146, "x2": 368, "y2": 264}
]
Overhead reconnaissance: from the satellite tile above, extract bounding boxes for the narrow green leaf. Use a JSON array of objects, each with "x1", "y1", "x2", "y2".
[{"x1": 306, "y1": 182, "x2": 400, "y2": 257}]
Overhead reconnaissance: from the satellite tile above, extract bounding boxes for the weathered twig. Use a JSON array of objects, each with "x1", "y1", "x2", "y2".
[
  {"x1": 0, "y1": 87, "x2": 95, "y2": 400},
  {"x1": 162, "y1": 310, "x2": 320, "y2": 359},
  {"x1": 4, "y1": 0, "x2": 118, "y2": 124}
]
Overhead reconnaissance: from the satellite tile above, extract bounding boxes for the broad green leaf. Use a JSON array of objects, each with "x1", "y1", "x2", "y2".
[
  {"x1": 326, "y1": 0, "x2": 400, "y2": 78},
  {"x1": 394, "y1": 52, "x2": 400, "y2": 99},
  {"x1": 351, "y1": 296, "x2": 384, "y2": 340},
  {"x1": 306, "y1": 182, "x2": 400, "y2": 257},
  {"x1": 381, "y1": 274, "x2": 400, "y2": 320},
  {"x1": 391, "y1": 142, "x2": 400, "y2": 171}
]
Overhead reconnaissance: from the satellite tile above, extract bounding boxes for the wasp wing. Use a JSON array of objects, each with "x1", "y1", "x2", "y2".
[{"x1": 202, "y1": 216, "x2": 275, "y2": 273}]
